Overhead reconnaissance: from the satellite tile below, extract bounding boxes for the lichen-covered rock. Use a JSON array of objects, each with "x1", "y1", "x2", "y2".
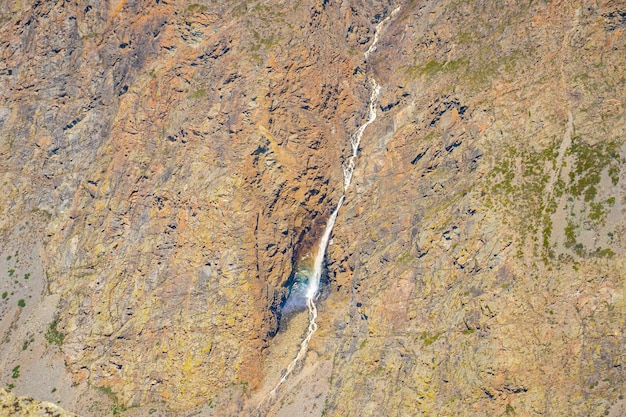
[{"x1": 0, "y1": 388, "x2": 78, "y2": 417}]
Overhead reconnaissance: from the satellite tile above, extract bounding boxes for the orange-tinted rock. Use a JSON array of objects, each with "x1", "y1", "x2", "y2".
[{"x1": 0, "y1": 1, "x2": 624, "y2": 416}]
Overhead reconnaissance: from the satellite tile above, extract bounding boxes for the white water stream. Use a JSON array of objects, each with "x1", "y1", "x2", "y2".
[{"x1": 265, "y1": 6, "x2": 399, "y2": 403}]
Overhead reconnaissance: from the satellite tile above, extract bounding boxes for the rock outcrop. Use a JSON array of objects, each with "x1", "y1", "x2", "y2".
[
  {"x1": 0, "y1": 0, "x2": 624, "y2": 416},
  {"x1": 0, "y1": 388, "x2": 78, "y2": 417}
]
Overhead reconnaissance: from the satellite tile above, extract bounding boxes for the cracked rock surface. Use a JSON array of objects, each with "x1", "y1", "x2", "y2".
[{"x1": 0, "y1": 0, "x2": 624, "y2": 416}]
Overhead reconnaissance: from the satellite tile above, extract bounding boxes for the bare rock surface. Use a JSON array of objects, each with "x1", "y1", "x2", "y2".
[{"x1": 0, "y1": 0, "x2": 624, "y2": 416}]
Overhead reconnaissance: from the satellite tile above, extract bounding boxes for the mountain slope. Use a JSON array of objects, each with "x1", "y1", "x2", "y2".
[{"x1": 0, "y1": 0, "x2": 624, "y2": 416}]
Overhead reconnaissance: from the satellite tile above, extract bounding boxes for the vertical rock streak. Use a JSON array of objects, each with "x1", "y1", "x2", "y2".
[{"x1": 267, "y1": 7, "x2": 399, "y2": 401}]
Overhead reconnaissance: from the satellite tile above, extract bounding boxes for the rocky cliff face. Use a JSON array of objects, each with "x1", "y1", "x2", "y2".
[{"x1": 0, "y1": 0, "x2": 624, "y2": 416}]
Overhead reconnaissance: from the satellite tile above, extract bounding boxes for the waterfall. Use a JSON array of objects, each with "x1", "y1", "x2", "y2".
[
  {"x1": 269, "y1": 195, "x2": 344, "y2": 397},
  {"x1": 364, "y1": 6, "x2": 400, "y2": 60},
  {"x1": 265, "y1": 7, "x2": 399, "y2": 402},
  {"x1": 343, "y1": 79, "x2": 381, "y2": 191},
  {"x1": 306, "y1": 195, "x2": 344, "y2": 299}
]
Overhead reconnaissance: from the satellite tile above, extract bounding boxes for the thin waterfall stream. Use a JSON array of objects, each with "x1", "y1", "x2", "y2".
[{"x1": 265, "y1": 6, "x2": 400, "y2": 403}]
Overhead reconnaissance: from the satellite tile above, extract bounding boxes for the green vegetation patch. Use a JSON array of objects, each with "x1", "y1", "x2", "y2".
[
  {"x1": 189, "y1": 88, "x2": 207, "y2": 99},
  {"x1": 595, "y1": 248, "x2": 615, "y2": 258},
  {"x1": 96, "y1": 385, "x2": 118, "y2": 403},
  {"x1": 557, "y1": 138, "x2": 623, "y2": 257},
  {"x1": 564, "y1": 221, "x2": 577, "y2": 249},
  {"x1": 187, "y1": 3, "x2": 207, "y2": 13},
  {"x1": 111, "y1": 403, "x2": 127, "y2": 416},
  {"x1": 485, "y1": 133, "x2": 624, "y2": 262},
  {"x1": 484, "y1": 143, "x2": 556, "y2": 254},
  {"x1": 95, "y1": 385, "x2": 130, "y2": 415},
  {"x1": 566, "y1": 137, "x2": 621, "y2": 202},
  {"x1": 420, "y1": 331, "x2": 441, "y2": 346},
  {"x1": 404, "y1": 48, "x2": 525, "y2": 92},
  {"x1": 45, "y1": 320, "x2": 65, "y2": 346},
  {"x1": 22, "y1": 336, "x2": 34, "y2": 350},
  {"x1": 404, "y1": 58, "x2": 468, "y2": 78},
  {"x1": 249, "y1": 30, "x2": 282, "y2": 52},
  {"x1": 396, "y1": 250, "x2": 415, "y2": 266}
]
